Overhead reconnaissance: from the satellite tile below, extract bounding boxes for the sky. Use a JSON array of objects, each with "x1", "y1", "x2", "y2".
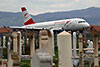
[{"x1": 0, "y1": 0, "x2": 100, "y2": 15}]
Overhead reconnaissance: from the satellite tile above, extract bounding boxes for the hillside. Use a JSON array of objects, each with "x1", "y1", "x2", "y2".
[{"x1": 0, "y1": 7, "x2": 100, "y2": 27}]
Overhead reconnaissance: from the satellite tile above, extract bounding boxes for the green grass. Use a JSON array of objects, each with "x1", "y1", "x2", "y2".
[
  {"x1": 21, "y1": 60, "x2": 30, "y2": 67},
  {"x1": 3, "y1": 48, "x2": 7, "y2": 59},
  {"x1": 53, "y1": 45, "x2": 58, "y2": 67}
]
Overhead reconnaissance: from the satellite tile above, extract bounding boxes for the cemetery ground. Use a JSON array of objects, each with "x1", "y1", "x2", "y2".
[{"x1": 2, "y1": 30, "x2": 100, "y2": 67}]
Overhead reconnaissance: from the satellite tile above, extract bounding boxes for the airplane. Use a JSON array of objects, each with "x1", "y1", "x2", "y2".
[
  {"x1": 10, "y1": 7, "x2": 90, "y2": 31},
  {"x1": 10, "y1": 7, "x2": 90, "y2": 66}
]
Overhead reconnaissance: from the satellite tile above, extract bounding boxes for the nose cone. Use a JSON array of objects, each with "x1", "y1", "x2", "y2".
[
  {"x1": 86, "y1": 23, "x2": 90, "y2": 28},
  {"x1": 84, "y1": 22, "x2": 90, "y2": 29}
]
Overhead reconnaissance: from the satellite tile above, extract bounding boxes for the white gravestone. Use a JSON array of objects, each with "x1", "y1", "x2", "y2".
[
  {"x1": 57, "y1": 31, "x2": 73, "y2": 67},
  {"x1": 86, "y1": 40, "x2": 94, "y2": 53},
  {"x1": 73, "y1": 32, "x2": 79, "y2": 66},
  {"x1": 3, "y1": 36, "x2": 6, "y2": 48}
]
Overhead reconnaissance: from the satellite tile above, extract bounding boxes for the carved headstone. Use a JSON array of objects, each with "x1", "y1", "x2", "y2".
[
  {"x1": 39, "y1": 30, "x2": 53, "y2": 56},
  {"x1": 32, "y1": 50, "x2": 52, "y2": 67},
  {"x1": 12, "y1": 32, "x2": 18, "y2": 53}
]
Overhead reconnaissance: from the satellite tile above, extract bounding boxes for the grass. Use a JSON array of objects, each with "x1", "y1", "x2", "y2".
[
  {"x1": 53, "y1": 45, "x2": 58, "y2": 67},
  {"x1": 20, "y1": 60, "x2": 30, "y2": 67},
  {"x1": 3, "y1": 48, "x2": 7, "y2": 59}
]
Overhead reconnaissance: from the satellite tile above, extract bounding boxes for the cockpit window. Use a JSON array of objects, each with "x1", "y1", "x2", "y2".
[{"x1": 78, "y1": 21, "x2": 86, "y2": 23}]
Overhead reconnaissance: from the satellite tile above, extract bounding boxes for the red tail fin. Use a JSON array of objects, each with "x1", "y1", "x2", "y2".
[{"x1": 21, "y1": 7, "x2": 35, "y2": 25}]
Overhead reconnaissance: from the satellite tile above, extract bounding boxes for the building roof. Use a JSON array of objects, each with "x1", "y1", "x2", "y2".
[
  {"x1": 0, "y1": 28, "x2": 13, "y2": 33},
  {"x1": 91, "y1": 25, "x2": 100, "y2": 32},
  {"x1": 89, "y1": 25, "x2": 100, "y2": 32}
]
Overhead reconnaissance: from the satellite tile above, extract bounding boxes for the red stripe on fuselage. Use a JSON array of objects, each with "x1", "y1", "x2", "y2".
[
  {"x1": 54, "y1": 21, "x2": 65, "y2": 24},
  {"x1": 24, "y1": 18, "x2": 35, "y2": 25}
]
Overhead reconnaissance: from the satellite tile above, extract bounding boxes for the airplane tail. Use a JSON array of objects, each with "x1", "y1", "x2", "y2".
[{"x1": 21, "y1": 7, "x2": 35, "y2": 25}]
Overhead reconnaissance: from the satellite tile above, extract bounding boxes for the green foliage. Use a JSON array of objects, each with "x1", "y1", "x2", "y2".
[
  {"x1": 3, "y1": 48, "x2": 7, "y2": 59},
  {"x1": 53, "y1": 45, "x2": 58, "y2": 67},
  {"x1": 25, "y1": 45, "x2": 30, "y2": 55},
  {"x1": 21, "y1": 60, "x2": 30, "y2": 67}
]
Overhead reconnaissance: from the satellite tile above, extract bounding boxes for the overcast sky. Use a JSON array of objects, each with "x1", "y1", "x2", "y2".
[{"x1": 0, "y1": 0, "x2": 100, "y2": 15}]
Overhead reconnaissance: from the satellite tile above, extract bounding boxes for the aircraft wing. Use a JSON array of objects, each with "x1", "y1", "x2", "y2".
[
  {"x1": 10, "y1": 26, "x2": 62, "y2": 31},
  {"x1": 10, "y1": 26, "x2": 24, "y2": 29},
  {"x1": 10, "y1": 26, "x2": 43, "y2": 31}
]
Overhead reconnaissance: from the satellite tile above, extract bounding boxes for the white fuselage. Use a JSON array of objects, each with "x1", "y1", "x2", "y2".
[{"x1": 22, "y1": 18, "x2": 90, "y2": 30}]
